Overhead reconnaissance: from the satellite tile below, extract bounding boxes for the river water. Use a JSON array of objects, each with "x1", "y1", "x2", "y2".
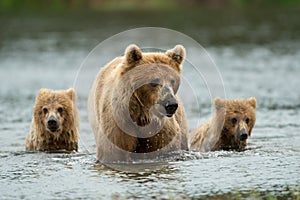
[{"x1": 0, "y1": 11, "x2": 300, "y2": 199}]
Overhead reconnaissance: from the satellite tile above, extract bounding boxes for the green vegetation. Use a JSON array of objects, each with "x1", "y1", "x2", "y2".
[{"x1": 1, "y1": 0, "x2": 300, "y2": 13}]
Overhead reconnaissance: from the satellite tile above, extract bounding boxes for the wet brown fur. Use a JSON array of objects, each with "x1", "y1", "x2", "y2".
[{"x1": 25, "y1": 88, "x2": 79, "y2": 152}]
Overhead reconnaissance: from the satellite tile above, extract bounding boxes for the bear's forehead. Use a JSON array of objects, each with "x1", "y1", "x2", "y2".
[
  {"x1": 142, "y1": 53, "x2": 170, "y2": 62},
  {"x1": 39, "y1": 95, "x2": 69, "y2": 107},
  {"x1": 139, "y1": 54, "x2": 181, "y2": 71},
  {"x1": 134, "y1": 64, "x2": 179, "y2": 76},
  {"x1": 225, "y1": 103, "x2": 255, "y2": 116},
  {"x1": 227, "y1": 110, "x2": 250, "y2": 117}
]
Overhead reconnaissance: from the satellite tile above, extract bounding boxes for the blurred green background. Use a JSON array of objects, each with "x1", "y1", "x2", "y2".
[
  {"x1": 1, "y1": 0, "x2": 300, "y2": 46},
  {"x1": 1, "y1": 0, "x2": 300, "y2": 12}
]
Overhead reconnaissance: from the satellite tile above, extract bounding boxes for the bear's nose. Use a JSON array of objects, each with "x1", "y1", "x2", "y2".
[
  {"x1": 48, "y1": 119, "x2": 57, "y2": 126},
  {"x1": 47, "y1": 117, "x2": 59, "y2": 132},
  {"x1": 239, "y1": 128, "x2": 248, "y2": 141},
  {"x1": 164, "y1": 99, "x2": 178, "y2": 117}
]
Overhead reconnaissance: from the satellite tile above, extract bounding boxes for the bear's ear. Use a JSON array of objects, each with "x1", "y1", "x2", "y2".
[
  {"x1": 37, "y1": 88, "x2": 50, "y2": 97},
  {"x1": 214, "y1": 97, "x2": 226, "y2": 110},
  {"x1": 165, "y1": 45, "x2": 186, "y2": 65},
  {"x1": 125, "y1": 44, "x2": 142, "y2": 65},
  {"x1": 248, "y1": 97, "x2": 256, "y2": 109},
  {"x1": 66, "y1": 88, "x2": 77, "y2": 101}
]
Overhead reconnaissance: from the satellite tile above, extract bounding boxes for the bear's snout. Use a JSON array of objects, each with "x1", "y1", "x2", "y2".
[
  {"x1": 164, "y1": 98, "x2": 178, "y2": 117},
  {"x1": 47, "y1": 116, "x2": 59, "y2": 132},
  {"x1": 238, "y1": 128, "x2": 248, "y2": 141}
]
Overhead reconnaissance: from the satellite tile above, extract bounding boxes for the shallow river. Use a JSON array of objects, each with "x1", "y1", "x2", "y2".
[{"x1": 0, "y1": 12, "x2": 300, "y2": 199}]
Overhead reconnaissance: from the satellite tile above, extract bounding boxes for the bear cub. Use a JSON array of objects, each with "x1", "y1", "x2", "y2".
[
  {"x1": 190, "y1": 97, "x2": 256, "y2": 152},
  {"x1": 26, "y1": 88, "x2": 79, "y2": 152}
]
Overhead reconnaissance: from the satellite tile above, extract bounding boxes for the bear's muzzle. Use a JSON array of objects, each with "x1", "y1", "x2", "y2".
[
  {"x1": 238, "y1": 127, "x2": 248, "y2": 141},
  {"x1": 46, "y1": 116, "x2": 59, "y2": 132}
]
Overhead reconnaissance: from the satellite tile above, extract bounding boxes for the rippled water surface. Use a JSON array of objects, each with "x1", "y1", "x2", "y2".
[{"x1": 0, "y1": 11, "x2": 300, "y2": 199}]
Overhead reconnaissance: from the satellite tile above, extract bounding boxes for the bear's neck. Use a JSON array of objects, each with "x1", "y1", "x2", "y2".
[{"x1": 39, "y1": 129, "x2": 78, "y2": 151}]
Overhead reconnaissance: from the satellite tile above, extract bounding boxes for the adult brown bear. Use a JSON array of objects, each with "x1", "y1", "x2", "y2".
[{"x1": 88, "y1": 44, "x2": 188, "y2": 162}]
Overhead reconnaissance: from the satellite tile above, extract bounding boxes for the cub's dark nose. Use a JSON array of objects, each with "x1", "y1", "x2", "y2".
[
  {"x1": 164, "y1": 99, "x2": 178, "y2": 117},
  {"x1": 47, "y1": 117, "x2": 59, "y2": 132},
  {"x1": 239, "y1": 128, "x2": 248, "y2": 141}
]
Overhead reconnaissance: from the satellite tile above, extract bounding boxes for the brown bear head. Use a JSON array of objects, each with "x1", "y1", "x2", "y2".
[
  {"x1": 33, "y1": 88, "x2": 77, "y2": 137},
  {"x1": 114, "y1": 44, "x2": 185, "y2": 127},
  {"x1": 214, "y1": 97, "x2": 256, "y2": 149}
]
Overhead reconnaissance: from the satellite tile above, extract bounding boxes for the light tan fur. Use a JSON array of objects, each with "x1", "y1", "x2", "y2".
[
  {"x1": 190, "y1": 97, "x2": 256, "y2": 152},
  {"x1": 25, "y1": 88, "x2": 79, "y2": 152},
  {"x1": 88, "y1": 44, "x2": 188, "y2": 162}
]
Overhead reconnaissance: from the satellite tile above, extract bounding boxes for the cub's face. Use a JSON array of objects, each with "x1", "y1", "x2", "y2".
[
  {"x1": 41, "y1": 103, "x2": 65, "y2": 133},
  {"x1": 225, "y1": 110, "x2": 255, "y2": 142},
  {"x1": 34, "y1": 88, "x2": 76, "y2": 135},
  {"x1": 214, "y1": 98, "x2": 256, "y2": 149}
]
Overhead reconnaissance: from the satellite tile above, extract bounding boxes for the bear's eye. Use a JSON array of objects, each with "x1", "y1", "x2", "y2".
[
  {"x1": 43, "y1": 108, "x2": 48, "y2": 114},
  {"x1": 231, "y1": 118, "x2": 237, "y2": 125},
  {"x1": 170, "y1": 79, "x2": 176, "y2": 86},
  {"x1": 245, "y1": 118, "x2": 250, "y2": 124},
  {"x1": 57, "y1": 107, "x2": 63, "y2": 114},
  {"x1": 150, "y1": 78, "x2": 160, "y2": 87}
]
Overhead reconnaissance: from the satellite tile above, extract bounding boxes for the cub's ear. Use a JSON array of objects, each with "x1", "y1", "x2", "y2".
[
  {"x1": 248, "y1": 97, "x2": 256, "y2": 109},
  {"x1": 125, "y1": 44, "x2": 142, "y2": 64},
  {"x1": 214, "y1": 97, "x2": 226, "y2": 110},
  {"x1": 37, "y1": 88, "x2": 50, "y2": 97},
  {"x1": 165, "y1": 45, "x2": 186, "y2": 65},
  {"x1": 66, "y1": 88, "x2": 77, "y2": 101}
]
